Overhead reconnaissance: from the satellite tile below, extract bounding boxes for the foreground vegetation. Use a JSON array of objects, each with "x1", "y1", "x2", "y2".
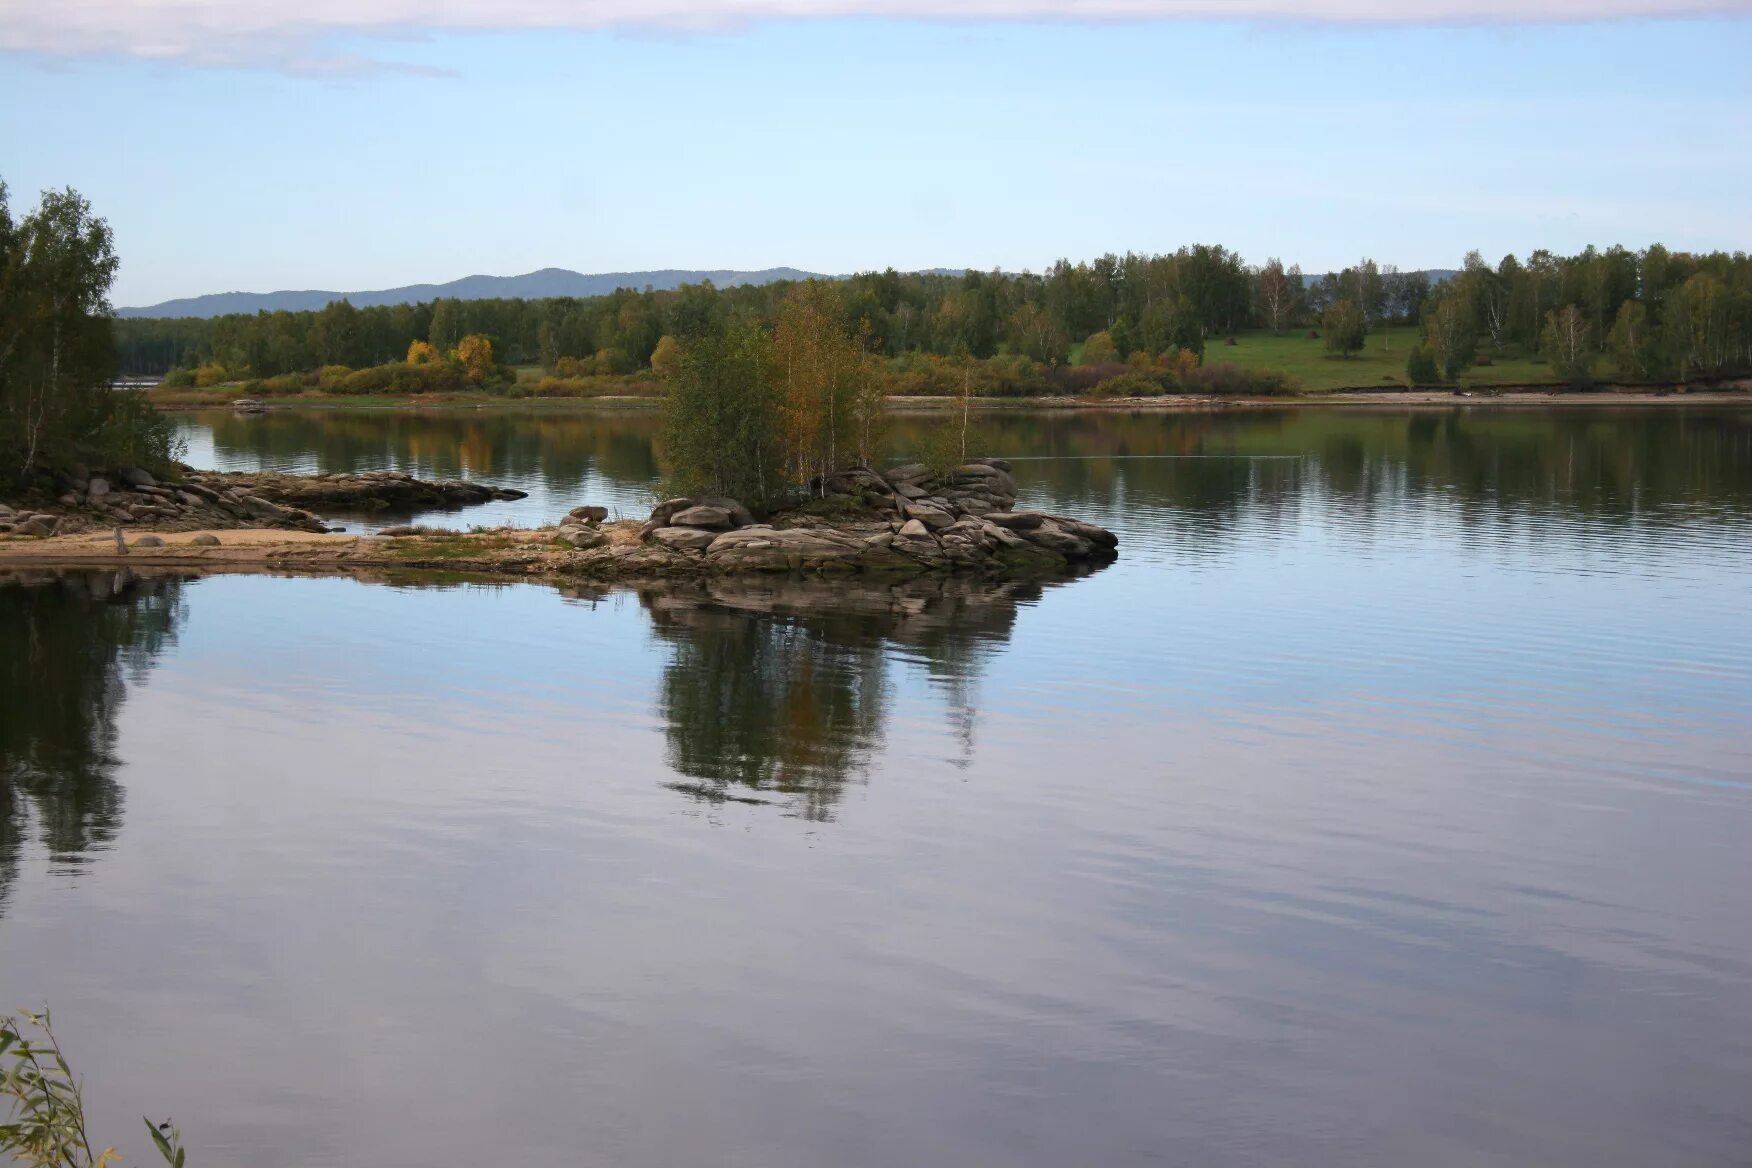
[{"x1": 1, "y1": 1010, "x2": 187, "y2": 1168}]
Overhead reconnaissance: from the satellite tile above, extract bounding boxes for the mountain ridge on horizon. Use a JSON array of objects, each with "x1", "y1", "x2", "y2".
[
  {"x1": 116, "y1": 266, "x2": 964, "y2": 319},
  {"x1": 118, "y1": 264, "x2": 1459, "y2": 320}
]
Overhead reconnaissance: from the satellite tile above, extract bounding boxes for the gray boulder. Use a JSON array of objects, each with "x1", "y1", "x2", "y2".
[
  {"x1": 558, "y1": 526, "x2": 608, "y2": 549},
  {"x1": 896, "y1": 518, "x2": 932, "y2": 540},
  {"x1": 239, "y1": 494, "x2": 289, "y2": 521},
  {"x1": 647, "y1": 498, "x2": 697, "y2": 528},
  {"x1": 120, "y1": 468, "x2": 156, "y2": 488},
  {"x1": 650, "y1": 526, "x2": 717, "y2": 552},
  {"x1": 567, "y1": 505, "x2": 609, "y2": 526},
  {"x1": 190, "y1": 533, "x2": 221, "y2": 546},
  {"x1": 984, "y1": 511, "x2": 1046, "y2": 531},
  {"x1": 706, "y1": 526, "x2": 864, "y2": 570},
  {"x1": 692, "y1": 496, "x2": 755, "y2": 527},
  {"x1": 13, "y1": 517, "x2": 54, "y2": 537},
  {"x1": 670, "y1": 504, "x2": 736, "y2": 530},
  {"x1": 132, "y1": 535, "x2": 166, "y2": 548},
  {"x1": 903, "y1": 502, "x2": 956, "y2": 530}
]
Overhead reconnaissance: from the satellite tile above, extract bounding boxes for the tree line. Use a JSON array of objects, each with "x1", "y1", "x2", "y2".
[{"x1": 118, "y1": 242, "x2": 1752, "y2": 387}]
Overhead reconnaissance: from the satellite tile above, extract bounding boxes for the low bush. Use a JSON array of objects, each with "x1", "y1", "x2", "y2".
[
  {"x1": 1087, "y1": 371, "x2": 1168, "y2": 398},
  {"x1": 243, "y1": 371, "x2": 317, "y2": 395},
  {"x1": 1177, "y1": 362, "x2": 1300, "y2": 396},
  {"x1": 193, "y1": 361, "x2": 232, "y2": 387},
  {"x1": 533, "y1": 374, "x2": 664, "y2": 398},
  {"x1": 160, "y1": 367, "x2": 196, "y2": 388},
  {"x1": 882, "y1": 352, "x2": 1051, "y2": 398},
  {"x1": 1405, "y1": 344, "x2": 1441, "y2": 386},
  {"x1": 1049, "y1": 361, "x2": 1134, "y2": 395}
]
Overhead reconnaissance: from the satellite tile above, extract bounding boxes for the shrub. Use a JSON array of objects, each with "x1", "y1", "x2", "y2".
[
  {"x1": 160, "y1": 367, "x2": 196, "y2": 388},
  {"x1": 1088, "y1": 372, "x2": 1167, "y2": 398},
  {"x1": 882, "y1": 352, "x2": 1049, "y2": 398},
  {"x1": 1178, "y1": 363, "x2": 1300, "y2": 396},
  {"x1": 1405, "y1": 344, "x2": 1440, "y2": 386},
  {"x1": 93, "y1": 390, "x2": 185, "y2": 473},
  {"x1": 241, "y1": 372, "x2": 315, "y2": 396},
  {"x1": 193, "y1": 361, "x2": 231, "y2": 387},
  {"x1": 1323, "y1": 301, "x2": 1367, "y2": 358},
  {"x1": 1048, "y1": 361, "x2": 1132, "y2": 395},
  {"x1": 1164, "y1": 347, "x2": 1202, "y2": 381},
  {"x1": 1080, "y1": 330, "x2": 1118, "y2": 366}
]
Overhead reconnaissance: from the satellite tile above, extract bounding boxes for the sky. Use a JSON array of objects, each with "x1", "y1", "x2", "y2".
[{"x1": 1, "y1": 1, "x2": 1748, "y2": 308}]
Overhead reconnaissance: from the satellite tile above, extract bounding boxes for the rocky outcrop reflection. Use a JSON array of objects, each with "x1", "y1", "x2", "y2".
[
  {"x1": 637, "y1": 575, "x2": 1074, "y2": 820},
  {"x1": 0, "y1": 570, "x2": 186, "y2": 914}
]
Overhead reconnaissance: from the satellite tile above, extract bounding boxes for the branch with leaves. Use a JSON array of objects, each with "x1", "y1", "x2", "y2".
[{"x1": 0, "y1": 1010, "x2": 187, "y2": 1168}]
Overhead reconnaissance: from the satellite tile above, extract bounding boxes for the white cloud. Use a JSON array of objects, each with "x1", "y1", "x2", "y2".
[{"x1": 3, "y1": 0, "x2": 1747, "y2": 70}]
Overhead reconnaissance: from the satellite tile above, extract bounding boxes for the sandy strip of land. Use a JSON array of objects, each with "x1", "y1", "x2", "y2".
[
  {"x1": 148, "y1": 386, "x2": 1751, "y2": 412},
  {"x1": 0, "y1": 527, "x2": 372, "y2": 569}
]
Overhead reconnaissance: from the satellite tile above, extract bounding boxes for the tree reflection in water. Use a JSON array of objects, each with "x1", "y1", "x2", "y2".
[
  {"x1": 0, "y1": 570, "x2": 186, "y2": 915},
  {"x1": 636, "y1": 574, "x2": 1089, "y2": 820}
]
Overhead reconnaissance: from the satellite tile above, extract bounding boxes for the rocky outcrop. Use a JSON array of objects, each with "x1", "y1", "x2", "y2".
[
  {"x1": 594, "y1": 460, "x2": 1117, "y2": 578},
  {"x1": 209, "y1": 469, "x2": 528, "y2": 513},
  {"x1": 1, "y1": 465, "x2": 529, "y2": 539}
]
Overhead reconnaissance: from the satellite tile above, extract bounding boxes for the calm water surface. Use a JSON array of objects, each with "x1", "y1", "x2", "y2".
[{"x1": 4, "y1": 406, "x2": 1751, "y2": 1167}]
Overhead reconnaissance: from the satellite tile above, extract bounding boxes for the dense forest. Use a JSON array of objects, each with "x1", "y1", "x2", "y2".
[{"x1": 116, "y1": 244, "x2": 1752, "y2": 393}]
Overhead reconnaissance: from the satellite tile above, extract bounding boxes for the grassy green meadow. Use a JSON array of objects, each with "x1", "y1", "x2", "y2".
[{"x1": 1187, "y1": 328, "x2": 1559, "y2": 393}]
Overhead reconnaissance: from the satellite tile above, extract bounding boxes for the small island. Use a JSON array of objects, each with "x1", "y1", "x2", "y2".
[{"x1": 0, "y1": 456, "x2": 1117, "y2": 582}]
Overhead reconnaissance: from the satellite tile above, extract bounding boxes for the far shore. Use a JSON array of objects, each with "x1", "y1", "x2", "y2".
[{"x1": 144, "y1": 384, "x2": 1752, "y2": 413}]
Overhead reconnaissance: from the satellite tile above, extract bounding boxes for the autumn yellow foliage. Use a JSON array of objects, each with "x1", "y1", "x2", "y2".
[{"x1": 453, "y1": 334, "x2": 495, "y2": 383}]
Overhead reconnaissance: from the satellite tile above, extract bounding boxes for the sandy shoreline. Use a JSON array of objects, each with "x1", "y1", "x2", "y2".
[{"x1": 145, "y1": 386, "x2": 1752, "y2": 413}]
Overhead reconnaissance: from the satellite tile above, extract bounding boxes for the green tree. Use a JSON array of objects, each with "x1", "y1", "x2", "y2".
[
  {"x1": 0, "y1": 182, "x2": 177, "y2": 487},
  {"x1": 1607, "y1": 300, "x2": 1662, "y2": 380},
  {"x1": 1405, "y1": 344, "x2": 1440, "y2": 386},
  {"x1": 1541, "y1": 304, "x2": 1594, "y2": 383},
  {"x1": 649, "y1": 334, "x2": 681, "y2": 379},
  {"x1": 428, "y1": 298, "x2": 458, "y2": 353},
  {"x1": 1666, "y1": 272, "x2": 1731, "y2": 376},
  {"x1": 660, "y1": 321, "x2": 781, "y2": 504},
  {"x1": 1424, "y1": 297, "x2": 1475, "y2": 380},
  {"x1": 1323, "y1": 300, "x2": 1366, "y2": 358},
  {"x1": 1254, "y1": 258, "x2": 1295, "y2": 335}
]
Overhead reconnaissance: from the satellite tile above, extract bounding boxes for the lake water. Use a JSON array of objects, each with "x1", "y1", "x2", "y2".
[{"x1": 4, "y1": 406, "x2": 1751, "y2": 1167}]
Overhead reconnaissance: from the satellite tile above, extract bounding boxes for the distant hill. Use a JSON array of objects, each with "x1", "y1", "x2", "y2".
[
  {"x1": 116, "y1": 267, "x2": 833, "y2": 319},
  {"x1": 120, "y1": 264, "x2": 1448, "y2": 320}
]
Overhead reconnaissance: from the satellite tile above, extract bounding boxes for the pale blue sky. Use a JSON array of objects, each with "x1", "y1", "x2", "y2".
[{"x1": 2, "y1": 13, "x2": 1747, "y2": 307}]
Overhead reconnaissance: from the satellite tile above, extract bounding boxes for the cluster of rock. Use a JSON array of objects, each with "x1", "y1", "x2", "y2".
[
  {"x1": 0, "y1": 465, "x2": 328, "y2": 535},
  {"x1": 556, "y1": 504, "x2": 612, "y2": 548},
  {"x1": 0, "y1": 503, "x2": 64, "y2": 538},
  {"x1": 557, "y1": 460, "x2": 1117, "y2": 577},
  {"x1": 1, "y1": 465, "x2": 527, "y2": 538},
  {"x1": 224, "y1": 470, "x2": 528, "y2": 512}
]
